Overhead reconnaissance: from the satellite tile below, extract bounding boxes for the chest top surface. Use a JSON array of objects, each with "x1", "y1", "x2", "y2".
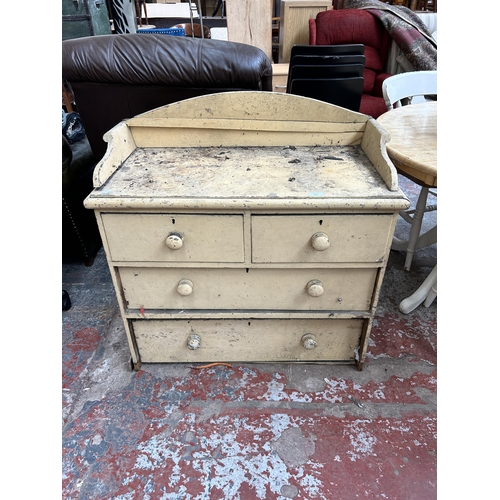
[{"x1": 95, "y1": 145, "x2": 400, "y2": 203}]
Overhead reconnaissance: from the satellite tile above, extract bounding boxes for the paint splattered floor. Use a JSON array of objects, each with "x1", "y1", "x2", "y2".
[{"x1": 62, "y1": 176, "x2": 437, "y2": 499}]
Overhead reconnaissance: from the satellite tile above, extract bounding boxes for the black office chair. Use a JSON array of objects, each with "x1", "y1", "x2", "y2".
[{"x1": 287, "y1": 44, "x2": 365, "y2": 112}]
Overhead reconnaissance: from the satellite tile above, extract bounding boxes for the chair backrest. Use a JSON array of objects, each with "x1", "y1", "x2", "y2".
[{"x1": 382, "y1": 70, "x2": 437, "y2": 109}]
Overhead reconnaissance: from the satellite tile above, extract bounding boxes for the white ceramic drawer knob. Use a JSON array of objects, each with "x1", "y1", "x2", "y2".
[
  {"x1": 165, "y1": 231, "x2": 184, "y2": 250},
  {"x1": 306, "y1": 279, "x2": 324, "y2": 297},
  {"x1": 187, "y1": 333, "x2": 201, "y2": 350},
  {"x1": 310, "y1": 232, "x2": 330, "y2": 251},
  {"x1": 302, "y1": 334, "x2": 317, "y2": 350},
  {"x1": 177, "y1": 279, "x2": 194, "y2": 296}
]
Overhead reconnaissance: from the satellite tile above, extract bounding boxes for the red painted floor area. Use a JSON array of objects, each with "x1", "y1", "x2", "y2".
[{"x1": 62, "y1": 176, "x2": 437, "y2": 499}]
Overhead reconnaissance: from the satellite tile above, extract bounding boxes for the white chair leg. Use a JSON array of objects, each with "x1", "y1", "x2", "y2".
[
  {"x1": 392, "y1": 224, "x2": 437, "y2": 251},
  {"x1": 404, "y1": 187, "x2": 429, "y2": 271},
  {"x1": 423, "y1": 280, "x2": 437, "y2": 308},
  {"x1": 399, "y1": 265, "x2": 437, "y2": 314}
]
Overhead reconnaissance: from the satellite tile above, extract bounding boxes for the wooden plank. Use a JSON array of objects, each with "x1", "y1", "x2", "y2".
[
  {"x1": 126, "y1": 117, "x2": 366, "y2": 134},
  {"x1": 225, "y1": 0, "x2": 272, "y2": 60},
  {"x1": 279, "y1": 0, "x2": 332, "y2": 63},
  {"x1": 125, "y1": 92, "x2": 368, "y2": 147},
  {"x1": 130, "y1": 92, "x2": 367, "y2": 124}
]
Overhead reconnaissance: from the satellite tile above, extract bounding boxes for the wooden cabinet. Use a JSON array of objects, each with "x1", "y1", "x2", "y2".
[
  {"x1": 279, "y1": 0, "x2": 332, "y2": 62},
  {"x1": 271, "y1": 63, "x2": 289, "y2": 92},
  {"x1": 85, "y1": 92, "x2": 409, "y2": 370}
]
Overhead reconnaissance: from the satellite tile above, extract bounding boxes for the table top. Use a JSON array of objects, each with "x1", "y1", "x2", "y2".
[{"x1": 377, "y1": 101, "x2": 437, "y2": 187}]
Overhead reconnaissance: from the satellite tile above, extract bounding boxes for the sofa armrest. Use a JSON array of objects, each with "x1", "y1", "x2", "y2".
[{"x1": 309, "y1": 19, "x2": 317, "y2": 45}]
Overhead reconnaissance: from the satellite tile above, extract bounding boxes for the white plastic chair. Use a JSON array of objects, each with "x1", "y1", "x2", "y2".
[
  {"x1": 382, "y1": 70, "x2": 437, "y2": 109},
  {"x1": 382, "y1": 70, "x2": 437, "y2": 272}
]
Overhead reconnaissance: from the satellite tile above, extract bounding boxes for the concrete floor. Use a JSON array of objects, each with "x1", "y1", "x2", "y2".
[{"x1": 62, "y1": 175, "x2": 437, "y2": 499}]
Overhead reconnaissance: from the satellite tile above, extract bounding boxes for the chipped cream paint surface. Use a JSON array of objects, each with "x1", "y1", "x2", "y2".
[
  {"x1": 95, "y1": 146, "x2": 391, "y2": 202},
  {"x1": 88, "y1": 92, "x2": 398, "y2": 191},
  {"x1": 84, "y1": 92, "x2": 409, "y2": 368}
]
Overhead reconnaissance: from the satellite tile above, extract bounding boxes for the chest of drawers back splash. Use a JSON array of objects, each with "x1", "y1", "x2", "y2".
[{"x1": 85, "y1": 92, "x2": 409, "y2": 370}]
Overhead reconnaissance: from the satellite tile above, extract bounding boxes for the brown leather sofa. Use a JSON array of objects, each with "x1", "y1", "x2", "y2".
[
  {"x1": 62, "y1": 33, "x2": 273, "y2": 265},
  {"x1": 62, "y1": 33, "x2": 273, "y2": 161}
]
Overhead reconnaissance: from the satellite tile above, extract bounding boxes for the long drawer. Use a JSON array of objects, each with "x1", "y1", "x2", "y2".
[
  {"x1": 251, "y1": 214, "x2": 393, "y2": 263},
  {"x1": 132, "y1": 318, "x2": 364, "y2": 363},
  {"x1": 120, "y1": 267, "x2": 377, "y2": 311},
  {"x1": 101, "y1": 213, "x2": 244, "y2": 263}
]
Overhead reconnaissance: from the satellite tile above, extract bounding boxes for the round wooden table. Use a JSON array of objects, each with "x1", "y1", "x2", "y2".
[
  {"x1": 377, "y1": 101, "x2": 437, "y2": 313},
  {"x1": 377, "y1": 100, "x2": 437, "y2": 187}
]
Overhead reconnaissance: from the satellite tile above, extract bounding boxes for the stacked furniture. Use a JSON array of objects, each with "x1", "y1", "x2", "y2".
[{"x1": 286, "y1": 44, "x2": 365, "y2": 112}]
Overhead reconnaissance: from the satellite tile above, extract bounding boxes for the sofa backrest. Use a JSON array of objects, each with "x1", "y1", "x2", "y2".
[{"x1": 62, "y1": 33, "x2": 273, "y2": 160}]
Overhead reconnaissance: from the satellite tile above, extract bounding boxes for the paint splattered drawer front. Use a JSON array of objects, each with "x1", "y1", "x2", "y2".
[
  {"x1": 251, "y1": 215, "x2": 393, "y2": 263},
  {"x1": 120, "y1": 267, "x2": 377, "y2": 311},
  {"x1": 132, "y1": 318, "x2": 364, "y2": 363},
  {"x1": 101, "y1": 213, "x2": 244, "y2": 262}
]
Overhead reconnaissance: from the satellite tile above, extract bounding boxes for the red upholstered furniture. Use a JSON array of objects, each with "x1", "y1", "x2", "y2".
[{"x1": 309, "y1": 9, "x2": 392, "y2": 118}]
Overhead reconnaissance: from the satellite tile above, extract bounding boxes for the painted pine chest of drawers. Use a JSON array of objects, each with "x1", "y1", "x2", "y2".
[{"x1": 84, "y1": 92, "x2": 409, "y2": 370}]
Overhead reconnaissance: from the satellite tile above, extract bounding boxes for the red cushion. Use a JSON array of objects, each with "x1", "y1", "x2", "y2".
[
  {"x1": 363, "y1": 68, "x2": 376, "y2": 94},
  {"x1": 373, "y1": 72, "x2": 392, "y2": 98},
  {"x1": 363, "y1": 46, "x2": 383, "y2": 72},
  {"x1": 314, "y1": 10, "x2": 385, "y2": 49},
  {"x1": 359, "y1": 94, "x2": 388, "y2": 119}
]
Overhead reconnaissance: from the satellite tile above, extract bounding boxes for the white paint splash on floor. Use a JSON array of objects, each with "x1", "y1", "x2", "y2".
[{"x1": 132, "y1": 412, "x2": 325, "y2": 499}]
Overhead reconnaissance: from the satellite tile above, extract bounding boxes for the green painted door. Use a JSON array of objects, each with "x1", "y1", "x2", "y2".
[{"x1": 62, "y1": 0, "x2": 112, "y2": 40}]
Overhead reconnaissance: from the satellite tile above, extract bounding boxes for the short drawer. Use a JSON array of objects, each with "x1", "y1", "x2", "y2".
[
  {"x1": 101, "y1": 213, "x2": 244, "y2": 262},
  {"x1": 132, "y1": 318, "x2": 364, "y2": 363},
  {"x1": 251, "y1": 215, "x2": 393, "y2": 263},
  {"x1": 120, "y1": 267, "x2": 377, "y2": 311}
]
